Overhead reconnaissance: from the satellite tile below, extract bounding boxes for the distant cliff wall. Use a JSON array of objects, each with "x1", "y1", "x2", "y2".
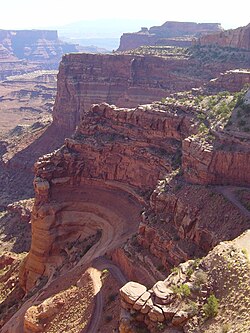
[
  {"x1": 53, "y1": 52, "x2": 241, "y2": 131},
  {"x1": 198, "y1": 23, "x2": 250, "y2": 50},
  {"x1": 118, "y1": 21, "x2": 222, "y2": 51},
  {"x1": 0, "y1": 29, "x2": 78, "y2": 62}
]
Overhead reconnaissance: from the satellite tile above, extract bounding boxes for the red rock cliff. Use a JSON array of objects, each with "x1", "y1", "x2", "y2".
[
  {"x1": 182, "y1": 136, "x2": 250, "y2": 186},
  {"x1": 20, "y1": 101, "x2": 196, "y2": 291},
  {"x1": 198, "y1": 23, "x2": 250, "y2": 50},
  {"x1": 0, "y1": 29, "x2": 79, "y2": 63},
  {"x1": 53, "y1": 52, "x2": 245, "y2": 131},
  {"x1": 118, "y1": 21, "x2": 222, "y2": 51}
]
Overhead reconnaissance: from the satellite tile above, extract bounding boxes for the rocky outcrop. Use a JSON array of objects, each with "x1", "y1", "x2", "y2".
[
  {"x1": 119, "y1": 235, "x2": 250, "y2": 332},
  {"x1": 149, "y1": 22, "x2": 222, "y2": 37},
  {"x1": 135, "y1": 180, "x2": 250, "y2": 278},
  {"x1": 0, "y1": 29, "x2": 78, "y2": 63},
  {"x1": 204, "y1": 69, "x2": 250, "y2": 93},
  {"x1": 52, "y1": 52, "x2": 246, "y2": 132},
  {"x1": 0, "y1": 29, "x2": 80, "y2": 80},
  {"x1": 118, "y1": 21, "x2": 222, "y2": 51},
  {"x1": 182, "y1": 137, "x2": 250, "y2": 185},
  {"x1": 53, "y1": 53, "x2": 200, "y2": 130},
  {"x1": 198, "y1": 23, "x2": 250, "y2": 50},
  {"x1": 21, "y1": 90, "x2": 250, "y2": 291},
  {"x1": 21, "y1": 101, "x2": 196, "y2": 291}
]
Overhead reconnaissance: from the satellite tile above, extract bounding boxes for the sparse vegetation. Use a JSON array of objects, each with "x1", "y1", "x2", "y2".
[
  {"x1": 172, "y1": 284, "x2": 191, "y2": 297},
  {"x1": 185, "y1": 300, "x2": 199, "y2": 316},
  {"x1": 203, "y1": 294, "x2": 219, "y2": 318},
  {"x1": 194, "y1": 270, "x2": 208, "y2": 287}
]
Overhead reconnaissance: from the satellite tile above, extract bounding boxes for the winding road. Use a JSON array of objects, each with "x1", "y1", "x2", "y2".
[
  {"x1": 216, "y1": 186, "x2": 250, "y2": 219},
  {"x1": 84, "y1": 257, "x2": 128, "y2": 333}
]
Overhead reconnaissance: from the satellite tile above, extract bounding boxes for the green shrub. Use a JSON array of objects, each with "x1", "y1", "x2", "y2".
[
  {"x1": 172, "y1": 284, "x2": 191, "y2": 297},
  {"x1": 171, "y1": 266, "x2": 180, "y2": 274},
  {"x1": 194, "y1": 270, "x2": 208, "y2": 287},
  {"x1": 185, "y1": 300, "x2": 198, "y2": 315},
  {"x1": 203, "y1": 294, "x2": 219, "y2": 318},
  {"x1": 186, "y1": 267, "x2": 194, "y2": 278}
]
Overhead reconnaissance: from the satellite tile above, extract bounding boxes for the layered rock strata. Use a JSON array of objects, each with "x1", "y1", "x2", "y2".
[
  {"x1": 182, "y1": 136, "x2": 250, "y2": 185},
  {"x1": 53, "y1": 52, "x2": 246, "y2": 131},
  {"x1": 198, "y1": 23, "x2": 250, "y2": 50},
  {"x1": 20, "y1": 102, "x2": 196, "y2": 291},
  {"x1": 119, "y1": 232, "x2": 250, "y2": 332},
  {"x1": 0, "y1": 29, "x2": 78, "y2": 63},
  {"x1": 204, "y1": 69, "x2": 250, "y2": 93},
  {"x1": 21, "y1": 92, "x2": 250, "y2": 291},
  {"x1": 135, "y1": 182, "x2": 250, "y2": 277},
  {"x1": 118, "y1": 21, "x2": 222, "y2": 51}
]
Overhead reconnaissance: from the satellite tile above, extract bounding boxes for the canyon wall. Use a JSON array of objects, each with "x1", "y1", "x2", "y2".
[
  {"x1": 53, "y1": 53, "x2": 202, "y2": 130},
  {"x1": 182, "y1": 137, "x2": 250, "y2": 185},
  {"x1": 0, "y1": 29, "x2": 78, "y2": 62},
  {"x1": 20, "y1": 101, "x2": 196, "y2": 291},
  {"x1": 0, "y1": 29, "x2": 80, "y2": 80},
  {"x1": 118, "y1": 21, "x2": 222, "y2": 51},
  {"x1": 52, "y1": 52, "x2": 246, "y2": 132},
  {"x1": 148, "y1": 22, "x2": 222, "y2": 37},
  {"x1": 20, "y1": 97, "x2": 250, "y2": 292},
  {"x1": 204, "y1": 69, "x2": 250, "y2": 93},
  {"x1": 198, "y1": 23, "x2": 250, "y2": 50}
]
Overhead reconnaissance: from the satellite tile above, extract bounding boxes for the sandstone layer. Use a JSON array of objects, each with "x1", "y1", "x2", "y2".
[
  {"x1": 118, "y1": 21, "x2": 222, "y2": 51},
  {"x1": 120, "y1": 232, "x2": 250, "y2": 332},
  {"x1": 0, "y1": 29, "x2": 79, "y2": 80},
  {"x1": 21, "y1": 89, "x2": 250, "y2": 292},
  {"x1": 53, "y1": 52, "x2": 248, "y2": 132},
  {"x1": 20, "y1": 101, "x2": 197, "y2": 291},
  {"x1": 198, "y1": 23, "x2": 250, "y2": 50},
  {"x1": 0, "y1": 29, "x2": 78, "y2": 63},
  {"x1": 182, "y1": 136, "x2": 250, "y2": 185},
  {"x1": 204, "y1": 69, "x2": 250, "y2": 93}
]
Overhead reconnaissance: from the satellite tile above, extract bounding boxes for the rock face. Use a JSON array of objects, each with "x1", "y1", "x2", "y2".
[
  {"x1": 0, "y1": 29, "x2": 78, "y2": 62},
  {"x1": 20, "y1": 94, "x2": 250, "y2": 292},
  {"x1": 52, "y1": 52, "x2": 246, "y2": 132},
  {"x1": 53, "y1": 53, "x2": 199, "y2": 131},
  {"x1": 20, "y1": 101, "x2": 198, "y2": 291},
  {"x1": 182, "y1": 137, "x2": 250, "y2": 186},
  {"x1": 118, "y1": 21, "x2": 222, "y2": 51},
  {"x1": 136, "y1": 181, "x2": 250, "y2": 277},
  {"x1": 204, "y1": 69, "x2": 250, "y2": 93},
  {"x1": 198, "y1": 23, "x2": 250, "y2": 50},
  {"x1": 0, "y1": 29, "x2": 79, "y2": 80},
  {"x1": 119, "y1": 237, "x2": 250, "y2": 332}
]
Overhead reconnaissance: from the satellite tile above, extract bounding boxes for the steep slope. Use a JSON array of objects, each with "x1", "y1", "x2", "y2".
[
  {"x1": 118, "y1": 21, "x2": 222, "y2": 51},
  {"x1": 0, "y1": 30, "x2": 78, "y2": 63},
  {"x1": 11, "y1": 89, "x2": 250, "y2": 292},
  {"x1": 120, "y1": 231, "x2": 250, "y2": 333},
  {"x1": 53, "y1": 50, "x2": 250, "y2": 131},
  {"x1": 198, "y1": 23, "x2": 250, "y2": 50},
  {"x1": 1, "y1": 89, "x2": 250, "y2": 333}
]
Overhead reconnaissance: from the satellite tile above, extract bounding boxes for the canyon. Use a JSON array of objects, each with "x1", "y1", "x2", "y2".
[
  {"x1": 53, "y1": 48, "x2": 250, "y2": 132},
  {"x1": 0, "y1": 21, "x2": 250, "y2": 333},
  {"x1": 0, "y1": 29, "x2": 79, "y2": 81}
]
